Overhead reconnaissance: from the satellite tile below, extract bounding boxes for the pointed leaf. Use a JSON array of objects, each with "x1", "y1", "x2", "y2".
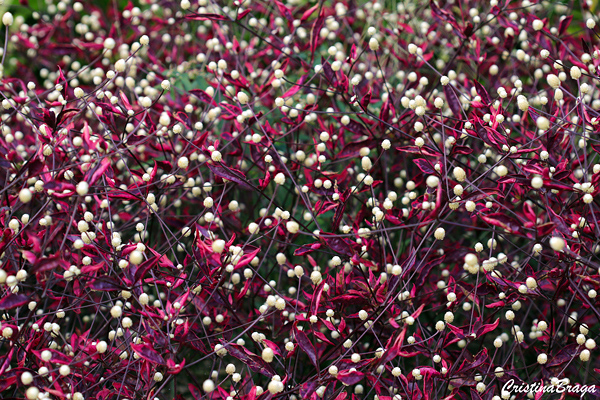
[{"x1": 294, "y1": 327, "x2": 318, "y2": 368}]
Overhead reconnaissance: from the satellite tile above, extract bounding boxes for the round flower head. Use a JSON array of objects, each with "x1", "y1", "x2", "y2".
[
  {"x1": 434, "y1": 227, "x2": 445, "y2": 240},
  {"x1": 19, "y1": 188, "x2": 33, "y2": 203},
  {"x1": 549, "y1": 237, "x2": 565, "y2": 251},
  {"x1": 531, "y1": 176, "x2": 543, "y2": 189},
  {"x1": 103, "y1": 37, "x2": 116, "y2": 49},
  {"x1": 369, "y1": 37, "x2": 379, "y2": 51},
  {"x1": 2, "y1": 12, "x2": 14, "y2": 26},
  {"x1": 536, "y1": 116, "x2": 550, "y2": 131},
  {"x1": 203, "y1": 379, "x2": 215, "y2": 393},
  {"x1": 237, "y1": 92, "x2": 249, "y2": 104},
  {"x1": 587, "y1": 19, "x2": 596, "y2": 29}
]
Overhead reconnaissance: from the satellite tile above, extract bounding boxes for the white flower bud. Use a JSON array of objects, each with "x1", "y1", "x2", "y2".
[
  {"x1": 237, "y1": 92, "x2": 249, "y2": 104},
  {"x1": 426, "y1": 175, "x2": 440, "y2": 188},
  {"x1": 536, "y1": 116, "x2": 550, "y2": 130},
  {"x1": 262, "y1": 347, "x2": 274, "y2": 362},
  {"x1": 21, "y1": 372, "x2": 34, "y2": 385},
  {"x1": 549, "y1": 237, "x2": 565, "y2": 251},
  {"x1": 286, "y1": 221, "x2": 300, "y2": 234},
  {"x1": 104, "y1": 38, "x2": 116, "y2": 50},
  {"x1": 76, "y1": 181, "x2": 89, "y2": 196},
  {"x1": 59, "y1": 365, "x2": 71, "y2": 376},
  {"x1": 96, "y1": 341, "x2": 108, "y2": 353},
  {"x1": 531, "y1": 176, "x2": 544, "y2": 189},
  {"x1": 547, "y1": 74, "x2": 560, "y2": 89},
  {"x1": 129, "y1": 250, "x2": 144, "y2": 265},
  {"x1": 212, "y1": 239, "x2": 226, "y2": 254},
  {"x1": 2, "y1": 12, "x2": 14, "y2": 26},
  {"x1": 587, "y1": 19, "x2": 596, "y2": 29},
  {"x1": 453, "y1": 167, "x2": 466, "y2": 182},
  {"x1": 110, "y1": 305, "x2": 122, "y2": 318},
  {"x1": 203, "y1": 379, "x2": 215, "y2": 393},
  {"x1": 115, "y1": 59, "x2": 126, "y2": 72},
  {"x1": 19, "y1": 188, "x2": 33, "y2": 203},
  {"x1": 211, "y1": 150, "x2": 222, "y2": 162},
  {"x1": 274, "y1": 173, "x2": 286, "y2": 185},
  {"x1": 369, "y1": 38, "x2": 379, "y2": 50},
  {"x1": 434, "y1": 227, "x2": 445, "y2": 240},
  {"x1": 26, "y1": 387, "x2": 39, "y2": 400}
]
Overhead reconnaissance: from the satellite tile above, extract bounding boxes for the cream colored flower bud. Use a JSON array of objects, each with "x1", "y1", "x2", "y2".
[
  {"x1": 453, "y1": 167, "x2": 466, "y2": 182},
  {"x1": 549, "y1": 237, "x2": 565, "y2": 251},
  {"x1": 536, "y1": 116, "x2": 550, "y2": 130},
  {"x1": 434, "y1": 227, "x2": 445, "y2": 240},
  {"x1": 547, "y1": 74, "x2": 560, "y2": 89},
  {"x1": 369, "y1": 37, "x2": 379, "y2": 51}
]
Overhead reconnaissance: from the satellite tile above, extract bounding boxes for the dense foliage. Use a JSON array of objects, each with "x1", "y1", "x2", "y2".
[{"x1": 0, "y1": 0, "x2": 600, "y2": 399}]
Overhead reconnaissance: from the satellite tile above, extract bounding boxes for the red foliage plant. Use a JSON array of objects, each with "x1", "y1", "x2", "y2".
[{"x1": 0, "y1": 0, "x2": 599, "y2": 399}]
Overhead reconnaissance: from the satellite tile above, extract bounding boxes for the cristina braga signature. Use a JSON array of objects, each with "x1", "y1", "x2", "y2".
[{"x1": 502, "y1": 379, "x2": 597, "y2": 396}]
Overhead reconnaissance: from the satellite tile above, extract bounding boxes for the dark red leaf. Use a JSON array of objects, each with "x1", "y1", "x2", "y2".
[
  {"x1": 131, "y1": 343, "x2": 166, "y2": 365},
  {"x1": 294, "y1": 242, "x2": 320, "y2": 256},
  {"x1": 474, "y1": 80, "x2": 491, "y2": 105},
  {"x1": 336, "y1": 370, "x2": 364, "y2": 385},
  {"x1": 0, "y1": 294, "x2": 29, "y2": 310},
  {"x1": 301, "y1": 4, "x2": 319, "y2": 21},
  {"x1": 300, "y1": 380, "x2": 319, "y2": 399},
  {"x1": 207, "y1": 164, "x2": 252, "y2": 190},
  {"x1": 189, "y1": 89, "x2": 217, "y2": 106},
  {"x1": 413, "y1": 158, "x2": 436, "y2": 174},
  {"x1": 282, "y1": 76, "x2": 306, "y2": 98},
  {"x1": 87, "y1": 158, "x2": 112, "y2": 186},
  {"x1": 309, "y1": 10, "x2": 325, "y2": 62},
  {"x1": 558, "y1": 15, "x2": 573, "y2": 36},
  {"x1": 294, "y1": 327, "x2": 318, "y2": 368},
  {"x1": 222, "y1": 342, "x2": 276, "y2": 377},
  {"x1": 321, "y1": 234, "x2": 354, "y2": 257},
  {"x1": 444, "y1": 85, "x2": 462, "y2": 117},
  {"x1": 480, "y1": 213, "x2": 522, "y2": 234},
  {"x1": 90, "y1": 277, "x2": 122, "y2": 291},
  {"x1": 185, "y1": 13, "x2": 228, "y2": 21},
  {"x1": 274, "y1": 0, "x2": 293, "y2": 22},
  {"x1": 452, "y1": 145, "x2": 474, "y2": 155},
  {"x1": 311, "y1": 280, "x2": 325, "y2": 315},
  {"x1": 236, "y1": 9, "x2": 251, "y2": 19},
  {"x1": 536, "y1": 222, "x2": 555, "y2": 237},
  {"x1": 475, "y1": 318, "x2": 499, "y2": 336},
  {"x1": 133, "y1": 255, "x2": 159, "y2": 283},
  {"x1": 547, "y1": 344, "x2": 580, "y2": 367},
  {"x1": 31, "y1": 256, "x2": 69, "y2": 274}
]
